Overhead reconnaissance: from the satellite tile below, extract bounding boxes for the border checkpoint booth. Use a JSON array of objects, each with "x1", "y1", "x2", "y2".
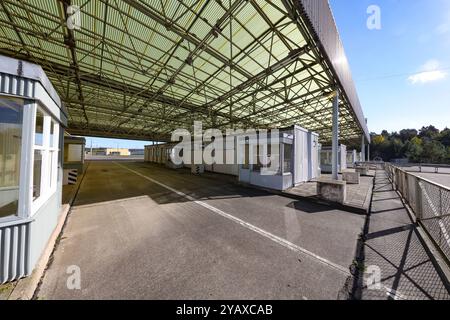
[
  {"x1": 320, "y1": 145, "x2": 347, "y2": 174},
  {"x1": 0, "y1": 55, "x2": 67, "y2": 283},
  {"x1": 63, "y1": 136, "x2": 86, "y2": 185},
  {"x1": 144, "y1": 125, "x2": 321, "y2": 191}
]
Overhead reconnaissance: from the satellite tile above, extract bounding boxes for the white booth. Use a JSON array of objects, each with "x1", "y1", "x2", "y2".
[
  {"x1": 63, "y1": 136, "x2": 86, "y2": 185},
  {"x1": 144, "y1": 125, "x2": 320, "y2": 191},
  {"x1": 0, "y1": 56, "x2": 67, "y2": 283},
  {"x1": 346, "y1": 150, "x2": 358, "y2": 168},
  {"x1": 320, "y1": 145, "x2": 347, "y2": 173}
]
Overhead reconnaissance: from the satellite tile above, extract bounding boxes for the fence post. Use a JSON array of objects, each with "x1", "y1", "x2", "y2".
[{"x1": 415, "y1": 177, "x2": 422, "y2": 220}]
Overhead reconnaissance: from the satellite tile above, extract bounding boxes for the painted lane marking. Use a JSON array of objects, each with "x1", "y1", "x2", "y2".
[
  {"x1": 114, "y1": 162, "x2": 351, "y2": 276},
  {"x1": 384, "y1": 286, "x2": 408, "y2": 300}
]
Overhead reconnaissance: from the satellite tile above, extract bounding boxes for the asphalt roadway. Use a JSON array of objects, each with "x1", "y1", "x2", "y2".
[{"x1": 37, "y1": 161, "x2": 367, "y2": 300}]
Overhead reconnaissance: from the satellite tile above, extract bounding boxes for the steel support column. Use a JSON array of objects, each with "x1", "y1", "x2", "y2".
[
  {"x1": 331, "y1": 90, "x2": 339, "y2": 180},
  {"x1": 366, "y1": 118, "x2": 370, "y2": 161},
  {"x1": 361, "y1": 134, "x2": 366, "y2": 162}
]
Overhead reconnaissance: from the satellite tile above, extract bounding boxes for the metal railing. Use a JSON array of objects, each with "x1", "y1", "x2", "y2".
[
  {"x1": 355, "y1": 161, "x2": 385, "y2": 170},
  {"x1": 395, "y1": 163, "x2": 450, "y2": 174},
  {"x1": 386, "y1": 164, "x2": 450, "y2": 264}
]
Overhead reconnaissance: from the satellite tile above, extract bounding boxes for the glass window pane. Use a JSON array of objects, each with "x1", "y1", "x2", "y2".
[
  {"x1": 0, "y1": 97, "x2": 24, "y2": 218},
  {"x1": 50, "y1": 121, "x2": 55, "y2": 148},
  {"x1": 64, "y1": 145, "x2": 69, "y2": 162},
  {"x1": 49, "y1": 151, "x2": 54, "y2": 189},
  {"x1": 67, "y1": 144, "x2": 82, "y2": 162},
  {"x1": 35, "y1": 109, "x2": 44, "y2": 146},
  {"x1": 33, "y1": 150, "x2": 42, "y2": 200},
  {"x1": 283, "y1": 144, "x2": 292, "y2": 173}
]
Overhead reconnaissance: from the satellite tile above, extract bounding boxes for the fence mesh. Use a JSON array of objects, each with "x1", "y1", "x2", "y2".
[{"x1": 386, "y1": 164, "x2": 450, "y2": 263}]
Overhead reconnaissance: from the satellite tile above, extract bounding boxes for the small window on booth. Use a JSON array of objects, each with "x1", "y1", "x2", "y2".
[
  {"x1": 35, "y1": 109, "x2": 44, "y2": 146},
  {"x1": 32, "y1": 106, "x2": 60, "y2": 213},
  {"x1": 283, "y1": 144, "x2": 292, "y2": 173},
  {"x1": 33, "y1": 149, "x2": 42, "y2": 200},
  {"x1": 49, "y1": 120, "x2": 59, "y2": 190},
  {"x1": 0, "y1": 97, "x2": 24, "y2": 219},
  {"x1": 253, "y1": 142, "x2": 271, "y2": 172}
]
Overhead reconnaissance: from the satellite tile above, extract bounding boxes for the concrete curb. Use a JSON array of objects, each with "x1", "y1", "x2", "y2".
[
  {"x1": 361, "y1": 182, "x2": 374, "y2": 212},
  {"x1": 236, "y1": 181, "x2": 369, "y2": 215},
  {"x1": 8, "y1": 204, "x2": 71, "y2": 300},
  {"x1": 175, "y1": 167, "x2": 371, "y2": 214}
]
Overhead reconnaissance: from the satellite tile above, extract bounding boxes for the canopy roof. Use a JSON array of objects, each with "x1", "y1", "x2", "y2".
[{"x1": 0, "y1": 0, "x2": 369, "y2": 143}]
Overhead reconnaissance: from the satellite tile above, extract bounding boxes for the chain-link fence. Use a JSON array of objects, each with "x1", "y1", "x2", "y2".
[{"x1": 386, "y1": 164, "x2": 450, "y2": 264}]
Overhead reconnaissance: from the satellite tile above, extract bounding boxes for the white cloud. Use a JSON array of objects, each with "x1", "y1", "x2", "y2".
[
  {"x1": 436, "y1": 23, "x2": 450, "y2": 35},
  {"x1": 408, "y1": 59, "x2": 447, "y2": 84}
]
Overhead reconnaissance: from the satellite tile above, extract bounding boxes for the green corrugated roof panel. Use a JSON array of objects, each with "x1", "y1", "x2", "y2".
[{"x1": 0, "y1": 0, "x2": 367, "y2": 142}]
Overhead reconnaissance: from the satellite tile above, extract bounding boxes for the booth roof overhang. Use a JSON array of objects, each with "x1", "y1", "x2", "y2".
[{"x1": 0, "y1": 0, "x2": 370, "y2": 144}]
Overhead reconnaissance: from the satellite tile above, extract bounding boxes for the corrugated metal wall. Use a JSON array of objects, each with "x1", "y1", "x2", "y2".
[
  {"x1": 297, "y1": 0, "x2": 370, "y2": 141},
  {"x1": 0, "y1": 73, "x2": 35, "y2": 98},
  {"x1": 0, "y1": 72, "x2": 34, "y2": 284},
  {"x1": 0, "y1": 222, "x2": 31, "y2": 284}
]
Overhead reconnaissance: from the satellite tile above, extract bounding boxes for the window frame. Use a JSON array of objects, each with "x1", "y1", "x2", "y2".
[
  {"x1": 31, "y1": 104, "x2": 60, "y2": 216},
  {"x1": 0, "y1": 96, "x2": 26, "y2": 222},
  {"x1": 282, "y1": 143, "x2": 293, "y2": 175}
]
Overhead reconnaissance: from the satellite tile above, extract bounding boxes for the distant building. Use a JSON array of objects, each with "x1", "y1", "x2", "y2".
[
  {"x1": 129, "y1": 149, "x2": 144, "y2": 156},
  {"x1": 87, "y1": 147, "x2": 131, "y2": 156}
]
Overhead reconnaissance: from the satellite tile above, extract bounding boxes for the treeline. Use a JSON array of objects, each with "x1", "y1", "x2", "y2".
[{"x1": 367, "y1": 126, "x2": 450, "y2": 164}]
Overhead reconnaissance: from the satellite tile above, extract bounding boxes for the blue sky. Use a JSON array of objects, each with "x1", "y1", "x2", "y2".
[
  {"x1": 82, "y1": 136, "x2": 151, "y2": 149},
  {"x1": 330, "y1": 0, "x2": 450, "y2": 133},
  {"x1": 82, "y1": 1, "x2": 450, "y2": 148}
]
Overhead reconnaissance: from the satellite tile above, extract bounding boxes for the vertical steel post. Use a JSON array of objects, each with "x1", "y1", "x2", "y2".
[
  {"x1": 361, "y1": 134, "x2": 366, "y2": 162},
  {"x1": 365, "y1": 118, "x2": 369, "y2": 161},
  {"x1": 331, "y1": 90, "x2": 339, "y2": 180}
]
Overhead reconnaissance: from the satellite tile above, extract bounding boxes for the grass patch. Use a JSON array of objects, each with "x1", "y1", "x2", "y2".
[{"x1": 0, "y1": 282, "x2": 15, "y2": 299}]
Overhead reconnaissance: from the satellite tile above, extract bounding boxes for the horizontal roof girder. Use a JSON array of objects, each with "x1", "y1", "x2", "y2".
[
  {"x1": 286, "y1": 0, "x2": 370, "y2": 141},
  {"x1": 0, "y1": 0, "x2": 369, "y2": 144}
]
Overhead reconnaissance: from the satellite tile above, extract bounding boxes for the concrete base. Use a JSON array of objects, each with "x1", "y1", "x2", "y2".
[
  {"x1": 317, "y1": 179, "x2": 347, "y2": 204},
  {"x1": 355, "y1": 167, "x2": 368, "y2": 176},
  {"x1": 342, "y1": 172, "x2": 360, "y2": 184}
]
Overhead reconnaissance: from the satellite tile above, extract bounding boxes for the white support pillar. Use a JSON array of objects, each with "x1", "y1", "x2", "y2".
[
  {"x1": 331, "y1": 90, "x2": 339, "y2": 180},
  {"x1": 365, "y1": 118, "x2": 369, "y2": 162},
  {"x1": 361, "y1": 135, "x2": 366, "y2": 162}
]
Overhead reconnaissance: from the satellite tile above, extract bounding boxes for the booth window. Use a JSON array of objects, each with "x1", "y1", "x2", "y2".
[
  {"x1": 64, "y1": 144, "x2": 82, "y2": 163},
  {"x1": 252, "y1": 144, "x2": 262, "y2": 172},
  {"x1": 283, "y1": 144, "x2": 292, "y2": 173},
  {"x1": 253, "y1": 143, "x2": 273, "y2": 172},
  {"x1": 32, "y1": 106, "x2": 60, "y2": 213},
  {"x1": 0, "y1": 97, "x2": 24, "y2": 219}
]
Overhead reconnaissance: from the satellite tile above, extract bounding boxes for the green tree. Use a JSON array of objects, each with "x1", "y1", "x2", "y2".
[
  {"x1": 358, "y1": 125, "x2": 448, "y2": 164},
  {"x1": 419, "y1": 125, "x2": 440, "y2": 140},
  {"x1": 422, "y1": 140, "x2": 446, "y2": 163},
  {"x1": 392, "y1": 138, "x2": 404, "y2": 158},
  {"x1": 399, "y1": 129, "x2": 418, "y2": 142},
  {"x1": 447, "y1": 147, "x2": 450, "y2": 164},
  {"x1": 437, "y1": 128, "x2": 450, "y2": 147},
  {"x1": 404, "y1": 137, "x2": 423, "y2": 162}
]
